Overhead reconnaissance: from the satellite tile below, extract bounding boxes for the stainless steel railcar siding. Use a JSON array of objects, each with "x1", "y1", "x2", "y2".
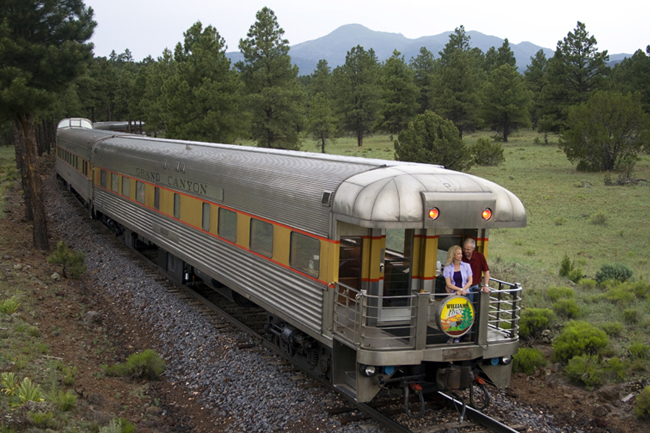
[
  {"x1": 93, "y1": 189, "x2": 326, "y2": 340},
  {"x1": 93, "y1": 136, "x2": 386, "y2": 238},
  {"x1": 55, "y1": 159, "x2": 92, "y2": 202}
]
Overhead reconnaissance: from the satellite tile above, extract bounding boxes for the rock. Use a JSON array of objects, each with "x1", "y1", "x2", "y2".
[
  {"x1": 83, "y1": 311, "x2": 101, "y2": 324},
  {"x1": 13, "y1": 264, "x2": 23, "y2": 271},
  {"x1": 51, "y1": 272, "x2": 61, "y2": 281},
  {"x1": 541, "y1": 329, "x2": 553, "y2": 343},
  {"x1": 2, "y1": 255, "x2": 11, "y2": 260},
  {"x1": 597, "y1": 384, "x2": 622, "y2": 402},
  {"x1": 145, "y1": 405, "x2": 162, "y2": 415},
  {"x1": 592, "y1": 404, "x2": 611, "y2": 417}
]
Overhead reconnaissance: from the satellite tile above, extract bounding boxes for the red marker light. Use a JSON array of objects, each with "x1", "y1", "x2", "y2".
[
  {"x1": 429, "y1": 208, "x2": 440, "y2": 220},
  {"x1": 482, "y1": 208, "x2": 493, "y2": 221}
]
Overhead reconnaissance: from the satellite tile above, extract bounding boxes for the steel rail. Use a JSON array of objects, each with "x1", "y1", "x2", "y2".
[{"x1": 438, "y1": 391, "x2": 520, "y2": 433}]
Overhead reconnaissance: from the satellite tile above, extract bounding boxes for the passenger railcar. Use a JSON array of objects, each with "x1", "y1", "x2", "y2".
[{"x1": 55, "y1": 118, "x2": 526, "y2": 413}]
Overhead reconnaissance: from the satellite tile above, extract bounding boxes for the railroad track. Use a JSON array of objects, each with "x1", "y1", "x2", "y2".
[{"x1": 62, "y1": 184, "x2": 527, "y2": 433}]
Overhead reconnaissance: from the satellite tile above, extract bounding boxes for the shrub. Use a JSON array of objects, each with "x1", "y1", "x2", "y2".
[
  {"x1": 565, "y1": 355, "x2": 603, "y2": 389},
  {"x1": 547, "y1": 286, "x2": 575, "y2": 302},
  {"x1": 470, "y1": 137, "x2": 505, "y2": 166},
  {"x1": 558, "y1": 254, "x2": 582, "y2": 283},
  {"x1": 553, "y1": 321, "x2": 609, "y2": 363},
  {"x1": 1, "y1": 372, "x2": 19, "y2": 396},
  {"x1": 47, "y1": 241, "x2": 87, "y2": 279},
  {"x1": 552, "y1": 298, "x2": 580, "y2": 318},
  {"x1": 605, "y1": 285, "x2": 636, "y2": 304},
  {"x1": 600, "y1": 321, "x2": 623, "y2": 337},
  {"x1": 595, "y1": 263, "x2": 634, "y2": 285},
  {"x1": 513, "y1": 348, "x2": 547, "y2": 375},
  {"x1": 578, "y1": 279, "x2": 597, "y2": 290},
  {"x1": 631, "y1": 281, "x2": 650, "y2": 299},
  {"x1": 590, "y1": 213, "x2": 607, "y2": 226},
  {"x1": 0, "y1": 295, "x2": 20, "y2": 314},
  {"x1": 559, "y1": 254, "x2": 572, "y2": 277},
  {"x1": 629, "y1": 342, "x2": 650, "y2": 360},
  {"x1": 635, "y1": 386, "x2": 650, "y2": 418},
  {"x1": 18, "y1": 377, "x2": 43, "y2": 404},
  {"x1": 605, "y1": 357, "x2": 627, "y2": 382},
  {"x1": 519, "y1": 308, "x2": 556, "y2": 339},
  {"x1": 624, "y1": 309, "x2": 638, "y2": 324},
  {"x1": 51, "y1": 389, "x2": 77, "y2": 411},
  {"x1": 105, "y1": 349, "x2": 164, "y2": 380}
]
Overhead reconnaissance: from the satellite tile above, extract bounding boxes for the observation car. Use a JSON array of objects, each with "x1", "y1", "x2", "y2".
[{"x1": 55, "y1": 118, "x2": 526, "y2": 414}]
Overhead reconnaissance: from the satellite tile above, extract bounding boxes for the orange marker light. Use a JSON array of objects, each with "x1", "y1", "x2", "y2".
[
  {"x1": 429, "y1": 208, "x2": 440, "y2": 220},
  {"x1": 482, "y1": 208, "x2": 493, "y2": 221}
]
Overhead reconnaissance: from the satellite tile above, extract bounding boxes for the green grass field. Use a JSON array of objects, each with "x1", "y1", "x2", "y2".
[{"x1": 304, "y1": 130, "x2": 650, "y2": 290}]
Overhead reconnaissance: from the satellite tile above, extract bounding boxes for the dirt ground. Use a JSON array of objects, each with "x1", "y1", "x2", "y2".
[
  {"x1": 1, "y1": 184, "x2": 221, "y2": 432},
  {"x1": 1, "y1": 171, "x2": 649, "y2": 432}
]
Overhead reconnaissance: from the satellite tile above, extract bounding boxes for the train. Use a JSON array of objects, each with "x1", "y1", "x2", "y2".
[{"x1": 55, "y1": 118, "x2": 526, "y2": 415}]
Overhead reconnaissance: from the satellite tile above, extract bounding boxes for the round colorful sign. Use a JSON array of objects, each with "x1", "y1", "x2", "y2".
[{"x1": 435, "y1": 295, "x2": 475, "y2": 338}]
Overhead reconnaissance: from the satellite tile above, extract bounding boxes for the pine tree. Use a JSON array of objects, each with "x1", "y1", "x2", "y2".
[
  {"x1": 410, "y1": 47, "x2": 436, "y2": 114},
  {"x1": 375, "y1": 50, "x2": 419, "y2": 135},
  {"x1": 611, "y1": 46, "x2": 650, "y2": 113},
  {"x1": 481, "y1": 64, "x2": 532, "y2": 142},
  {"x1": 524, "y1": 50, "x2": 549, "y2": 130},
  {"x1": 0, "y1": 0, "x2": 96, "y2": 250},
  {"x1": 539, "y1": 22, "x2": 610, "y2": 135},
  {"x1": 162, "y1": 22, "x2": 245, "y2": 143},
  {"x1": 236, "y1": 7, "x2": 305, "y2": 150},
  {"x1": 430, "y1": 26, "x2": 484, "y2": 138},
  {"x1": 332, "y1": 46, "x2": 381, "y2": 146}
]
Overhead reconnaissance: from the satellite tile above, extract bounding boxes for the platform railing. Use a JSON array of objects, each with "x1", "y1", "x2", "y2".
[
  {"x1": 487, "y1": 278, "x2": 522, "y2": 339},
  {"x1": 333, "y1": 282, "x2": 419, "y2": 350},
  {"x1": 333, "y1": 279, "x2": 521, "y2": 349}
]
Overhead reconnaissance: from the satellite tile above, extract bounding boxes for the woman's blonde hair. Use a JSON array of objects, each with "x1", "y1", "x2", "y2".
[{"x1": 445, "y1": 245, "x2": 462, "y2": 266}]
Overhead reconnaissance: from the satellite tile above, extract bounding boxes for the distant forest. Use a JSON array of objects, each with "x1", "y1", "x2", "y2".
[{"x1": 3, "y1": 8, "x2": 649, "y2": 157}]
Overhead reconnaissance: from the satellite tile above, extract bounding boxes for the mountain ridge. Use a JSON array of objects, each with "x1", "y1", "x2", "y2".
[{"x1": 226, "y1": 23, "x2": 631, "y2": 76}]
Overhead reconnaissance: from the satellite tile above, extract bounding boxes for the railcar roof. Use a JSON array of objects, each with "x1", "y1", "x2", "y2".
[{"x1": 57, "y1": 126, "x2": 526, "y2": 231}]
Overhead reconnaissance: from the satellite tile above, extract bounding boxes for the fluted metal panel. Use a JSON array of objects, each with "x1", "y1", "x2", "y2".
[
  {"x1": 55, "y1": 159, "x2": 92, "y2": 202},
  {"x1": 94, "y1": 190, "x2": 325, "y2": 336},
  {"x1": 92, "y1": 136, "x2": 380, "y2": 238}
]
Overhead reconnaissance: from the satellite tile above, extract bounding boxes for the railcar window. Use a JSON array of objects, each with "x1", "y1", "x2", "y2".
[
  {"x1": 202, "y1": 202, "x2": 210, "y2": 231},
  {"x1": 290, "y1": 232, "x2": 320, "y2": 278},
  {"x1": 100, "y1": 170, "x2": 107, "y2": 188},
  {"x1": 154, "y1": 187, "x2": 160, "y2": 210},
  {"x1": 173, "y1": 193, "x2": 181, "y2": 219},
  {"x1": 111, "y1": 173, "x2": 119, "y2": 192},
  {"x1": 250, "y1": 219, "x2": 273, "y2": 258},
  {"x1": 122, "y1": 177, "x2": 130, "y2": 198},
  {"x1": 136, "y1": 181, "x2": 145, "y2": 204},
  {"x1": 218, "y1": 208, "x2": 237, "y2": 243}
]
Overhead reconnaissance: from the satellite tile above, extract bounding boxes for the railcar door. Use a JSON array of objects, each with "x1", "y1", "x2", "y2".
[{"x1": 379, "y1": 229, "x2": 414, "y2": 322}]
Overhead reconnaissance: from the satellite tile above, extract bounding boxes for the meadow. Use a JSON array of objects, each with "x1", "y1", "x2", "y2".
[{"x1": 303, "y1": 130, "x2": 650, "y2": 290}]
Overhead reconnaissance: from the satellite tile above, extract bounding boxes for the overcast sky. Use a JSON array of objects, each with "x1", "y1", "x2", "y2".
[{"x1": 86, "y1": 0, "x2": 649, "y2": 61}]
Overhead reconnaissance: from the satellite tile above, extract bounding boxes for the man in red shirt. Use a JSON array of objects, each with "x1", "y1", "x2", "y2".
[{"x1": 462, "y1": 238, "x2": 490, "y2": 295}]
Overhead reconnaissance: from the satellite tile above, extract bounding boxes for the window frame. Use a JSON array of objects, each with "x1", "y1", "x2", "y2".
[
  {"x1": 290, "y1": 232, "x2": 320, "y2": 278},
  {"x1": 121, "y1": 176, "x2": 130, "y2": 198},
  {"x1": 136, "y1": 181, "x2": 145, "y2": 204},
  {"x1": 250, "y1": 218, "x2": 273, "y2": 258},
  {"x1": 173, "y1": 193, "x2": 181, "y2": 219},
  {"x1": 218, "y1": 208, "x2": 237, "y2": 243},
  {"x1": 202, "y1": 202, "x2": 210, "y2": 232}
]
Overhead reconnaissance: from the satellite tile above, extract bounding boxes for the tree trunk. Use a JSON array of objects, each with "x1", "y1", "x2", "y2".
[
  {"x1": 17, "y1": 113, "x2": 49, "y2": 250},
  {"x1": 13, "y1": 120, "x2": 33, "y2": 221},
  {"x1": 357, "y1": 130, "x2": 363, "y2": 147}
]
